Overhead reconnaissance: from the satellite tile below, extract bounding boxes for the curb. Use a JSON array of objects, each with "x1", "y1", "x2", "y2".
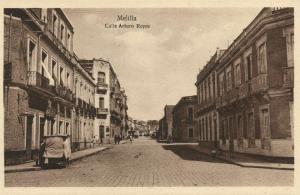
[
  {"x1": 5, "y1": 147, "x2": 110, "y2": 173},
  {"x1": 188, "y1": 146, "x2": 294, "y2": 171},
  {"x1": 5, "y1": 166, "x2": 42, "y2": 173}
]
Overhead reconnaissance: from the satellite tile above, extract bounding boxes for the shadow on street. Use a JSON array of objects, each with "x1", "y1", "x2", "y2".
[{"x1": 162, "y1": 144, "x2": 228, "y2": 164}]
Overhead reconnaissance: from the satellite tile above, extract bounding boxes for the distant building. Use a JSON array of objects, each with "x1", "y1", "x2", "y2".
[
  {"x1": 80, "y1": 58, "x2": 129, "y2": 143},
  {"x1": 147, "y1": 120, "x2": 158, "y2": 135},
  {"x1": 158, "y1": 105, "x2": 175, "y2": 140},
  {"x1": 173, "y1": 96, "x2": 198, "y2": 142}
]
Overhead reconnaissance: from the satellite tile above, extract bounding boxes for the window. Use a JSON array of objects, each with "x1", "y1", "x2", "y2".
[
  {"x1": 41, "y1": 9, "x2": 47, "y2": 22},
  {"x1": 59, "y1": 67, "x2": 64, "y2": 86},
  {"x1": 51, "y1": 59, "x2": 57, "y2": 81},
  {"x1": 66, "y1": 29, "x2": 71, "y2": 50},
  {"x1": 235, "y1": 63, "x2": 241, "y2": 86},
  {"x1": 98, "y1": 72, "x2": 105, "y2": 84},
  {"x1": 257, "y1": 43, "x2": 267, "y2": 74},
  {"x1": 189, "y1": 128, "x2": 194, "y2": 138},
  {"x1": 244, "y1": 54, "x2": 252, "y2": 81},
  {"x1": 99, "y1": 97, "x2": 105, "y2": 108},
  {"x1": 248, "y1": 112, "x2": 255, "y2": 139},
  {"x1": 60, "y1": 23, "x2": 65, "y2": 43},
  {"x1": 260, "y1": 106, "x2": 270, "y2": 138},
  {"x1": 52, "y1": 12, "x2": 58, "y2": 37},
  {"x1": 226, "y1": 67, "x2": 232, "y2": 91},
  {"x1": 28, "y1": 39, "x2": 37, "y2": 71},
  {"x1": 66, "y1": 72, "x2": 70, "y2": 88},
  {"x1": 41, "y1": 49, "x2": 48, "y2": 76},
  {"x1": 188, "y1": 107, "x2": 193, "y2": 121},
  {"x1": 219, "y1": 72, "x2": 225, "y2": 96},
  {"x1": 199, "y1": 120, "x2": 202, "y2": 140},
  {"x1": 66, "y1": 122, "x2": 70, "y2": 135}
]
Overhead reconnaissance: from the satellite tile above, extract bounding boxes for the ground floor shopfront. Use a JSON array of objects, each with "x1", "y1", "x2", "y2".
[{"x1": 217, "y1": 90, "x2": 293, "y2": 158}]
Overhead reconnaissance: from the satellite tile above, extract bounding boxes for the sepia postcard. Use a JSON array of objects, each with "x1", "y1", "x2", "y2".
[{"x1": 1, "y1": 0, "x2": 299, "y2": 195}]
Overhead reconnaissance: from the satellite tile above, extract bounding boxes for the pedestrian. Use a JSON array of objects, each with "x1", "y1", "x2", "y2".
[
  {"x1": 114, "y1": 134, "x2": 118, "y2": 144},
  {"x1": 39, "y1": 138, "x2": 46, "y2": 168},
  {"x1": 91, "y1": 136, "x2": 96, "y2": 148},
  {"x1": 100, "y1": 136, "x2": 104, "y2": 146},
  {"x1": 117, "y1": 134, "x2": 121, "y2": 144},
  {"x1": 63, "y1": 136, "x2": 71, "y2": 165},
  {"x1": 129, "y1": 134, "x2": 133, "y2": 144}
]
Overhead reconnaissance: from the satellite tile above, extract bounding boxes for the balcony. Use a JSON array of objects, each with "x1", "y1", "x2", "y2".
[
  {"x1": 45, "y1": 107, "x2": 57, "y2": 118},
  {"x1": 226, "y1": 88, "x2": 238, "y2": 103},
  {"x1": 27, "y1": 71, "x2": 50, "y2": 90},
  {"x1": 96, "y1": 82, "x2": 108, "y2": 93},
  {"x1": 216, "y1": 96, "x2": 226, "y2": 108},
  {"x1": 198, "y1": 98, "x2": 215, "y2": 113},
  {"x1": 238, "y1": 82, "x2": 250, "y2": 99},
  {"x1": 251, "y1": 74, "x2": 268, "y2": 94},
  {"x1": 43, "y1": 27, "x2": 72, "y2": 61},
  {"x1": 283, "y1": 67, "x2": 294, "y2": 88},
  {"x1": 96, "y1": 108, "x2": 108, "y2": 114}
]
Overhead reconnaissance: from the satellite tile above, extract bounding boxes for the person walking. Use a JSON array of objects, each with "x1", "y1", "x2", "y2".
[
  {"x1": 118, "y1": 135, "x2": 122, "y2": 144},
  {"x1": 129, "y1": 134, "x2": 133, "y2": 144},
  {"x1": 114, "y1": 134, "x2": 118, "y2": 144},
  {"x1": 38, "y1": 139, "x2": 46, "y2": 168}
]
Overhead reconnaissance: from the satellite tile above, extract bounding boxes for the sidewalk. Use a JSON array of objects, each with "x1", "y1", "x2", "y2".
[
  {"x1": 5, "y1": 146, "x2": 109, "y2": 173},
  {"x1": 187, "y1": 145, "x2": 294, "y2": 170}
]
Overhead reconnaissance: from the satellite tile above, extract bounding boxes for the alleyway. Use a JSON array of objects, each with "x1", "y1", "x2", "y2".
[{"x1": 5, "y1": 137, "x2": 293, "y2": 187}]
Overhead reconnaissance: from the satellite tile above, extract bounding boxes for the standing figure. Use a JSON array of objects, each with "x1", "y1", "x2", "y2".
[
  {"x1": 117, "y1": 134, "x2": 121, "y2": 144},
  {"x1": 114, "y1": 134, "x2": 118, "y2": 144},
  {"x1": 129, "y1": 134, "x2": 133, "y2": 144},
  {"x1": 39, "y1": 139, "x2": 46, "y2": 168}
]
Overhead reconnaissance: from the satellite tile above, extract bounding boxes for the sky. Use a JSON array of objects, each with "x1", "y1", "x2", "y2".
[{"x1": 64, "y1": 8, "x2": 262, "y2": 121}]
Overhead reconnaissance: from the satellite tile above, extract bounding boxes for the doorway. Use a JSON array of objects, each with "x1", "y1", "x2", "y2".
[
  {"x1": 39, "y1": 117, "x2": 45, "y2": 144},
  {"x1": 26, "y1": 115, "x2": 34, "y2": 160}
]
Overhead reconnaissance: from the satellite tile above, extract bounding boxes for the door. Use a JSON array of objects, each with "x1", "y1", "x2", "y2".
[
  {"x1": 39, "y1": 117, "x2": 45, "y2": 144},
  {"x1": 99, "y1": 125, "x2": 105, "y2": 138},
  {"x1": 248, "y1": 112, "x2": 255, "y2": 148},
  {"x1": 26, "y1": 115, "x2": 34, "y2": 160},
  {"x1": 229, "y1": 117, "x2": 234, "y2": 153}
]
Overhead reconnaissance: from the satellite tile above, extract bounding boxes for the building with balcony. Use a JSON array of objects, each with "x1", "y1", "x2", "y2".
[
  {"x1": 3, "y1": 8, "x2": 95, "y2": 165},
  {"x1": 196, "y1": 8, "x2": 294, "y2": 158},
  {"x1": 80, "y1": 58, "x2": 129, "y2": 143},
  {"x1": 172, "y1": 96, "x2": 198, "y2": 143},
  {"x1": 195, "y1": 49, "x2": 225, "y2": 148}
]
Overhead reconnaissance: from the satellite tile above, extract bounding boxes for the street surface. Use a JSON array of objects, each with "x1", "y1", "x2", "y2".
[{"x1": 5, "y1": 137, "x2": 293, "y2": 186}]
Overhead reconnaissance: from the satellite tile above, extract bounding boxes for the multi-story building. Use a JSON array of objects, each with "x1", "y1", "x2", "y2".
[
  {"x1": 80, "y1": 58, "x2": 129, "y2": 143},
  {"x1": 158, "y1": 105, "x2": 175, "y2": 140},
  {"x1": 196, "y1": 8, "x2": 294, "y2": 158},
  {"x1": 195, "y1": 49, "x2": 225, "y2": 148},
  {"x1": 4, "y1": 8, "x2": 96, "y2": 165},
  {"x1": 173, "y1": 95, "x2": 198, "y2": 142},
  {"x1": 158, "y1": 118, "x2": 164, "y2": 140},
  {"x1": 147, "y1": 120, "x2": 158, "y2": 135}
]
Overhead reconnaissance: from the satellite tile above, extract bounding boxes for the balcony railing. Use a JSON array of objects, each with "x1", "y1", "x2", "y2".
[
  {"x1": 251, "y1": 74, "x2": 268, "y2": 94},
  {"x1": 97, "y1": 108, "x2": 108, "y2": 114},
  {"x1": 283, "y1": 67, "x2": 294, "y2": 88},
  {"x1": 27, "y1": 71, "x2": 50, "y2": 89},
  {"x1": 97, "y1": 82, "x2": 108, "y2": 88},
  {"x1": 43, "y1": 27, "x2": 72, "y2": 61},
  {"x1": 45, "y1": 107, "x2": 57, "y2": 118},
  {"x1": 216, "y1": 95, "x2": 226, "y2": 108},
  {"x1": 96, "y1": 82, "x2": 108, "y2": 94},
  {"x1": 238, "y1": 82, "x2": 250, "y2": 99},
  {"x1": 226, "y1": 88, "x2": 238, "y2": 103}
]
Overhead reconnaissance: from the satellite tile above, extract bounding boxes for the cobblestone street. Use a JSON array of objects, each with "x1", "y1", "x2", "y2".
[{"x1": 5, "y1": 137, "x2": 293, "y2": 187}]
